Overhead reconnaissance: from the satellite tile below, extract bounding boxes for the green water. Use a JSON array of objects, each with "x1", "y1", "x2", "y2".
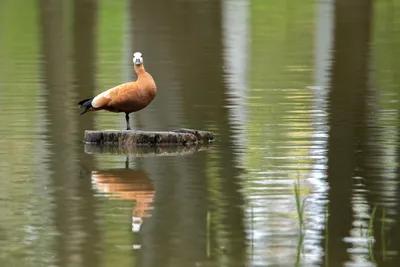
[{"x1": 0, "y1": 0, "x2": 400, "y2": 266}]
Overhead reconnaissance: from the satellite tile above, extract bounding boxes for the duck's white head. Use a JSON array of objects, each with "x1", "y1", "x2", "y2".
[{"x1": 133, "y1": 52, "x2": 143, "y2": 65}]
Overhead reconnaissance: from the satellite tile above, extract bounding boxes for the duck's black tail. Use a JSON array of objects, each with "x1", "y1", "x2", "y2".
[{"x1": 78, "y1": 98, "x2": 94, "y2": 115}]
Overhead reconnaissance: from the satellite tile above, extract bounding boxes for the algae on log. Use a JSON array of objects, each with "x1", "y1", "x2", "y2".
[{"x1": 84, "y1": 128, "x2": 214, "y2": 146}]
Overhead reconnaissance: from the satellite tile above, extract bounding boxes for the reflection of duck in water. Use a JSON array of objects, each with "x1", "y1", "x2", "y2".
[{"x1": 91, "y1": 168, "x2": 154, "y2": 232}]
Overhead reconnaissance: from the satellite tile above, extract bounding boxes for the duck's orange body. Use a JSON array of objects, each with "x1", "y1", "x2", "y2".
[{"x1": 78, "y1": 52, "x2": 156, "y2": 130}]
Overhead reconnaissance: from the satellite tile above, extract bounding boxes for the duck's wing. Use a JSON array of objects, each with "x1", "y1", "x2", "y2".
[
  {"x1": 91, "y1": 86, "x2": 120, "y2": 109},
  {"x1": 79, "y1": 82, "x2": 140, "y2": 114}
]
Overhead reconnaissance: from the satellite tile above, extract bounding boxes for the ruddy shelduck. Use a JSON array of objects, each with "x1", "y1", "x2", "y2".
[{"x1": 78, "y1": 52, "x2": 157, "y2": 130}]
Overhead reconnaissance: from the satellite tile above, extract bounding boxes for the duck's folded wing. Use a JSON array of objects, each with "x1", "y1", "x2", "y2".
[{"x1": 92, "y1": 86, "x2": 120, "y2": 109}]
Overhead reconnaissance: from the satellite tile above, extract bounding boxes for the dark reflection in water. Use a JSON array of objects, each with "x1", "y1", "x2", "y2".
[
  {"x1": 39, "y1": 1, "x2": 77, "y2": 266},
  {"x1": 131, "y1": 1, "x2": 246, "y2": 266},
  {"x1": 325, "y1": 0, "x2": 373, "y2": 265},
  {"x1": 1, "y1": 0, "x2": 400, "y2": 266},
  {"x1": 38, "y1": 0, "x2": 102, "y2": 266}
]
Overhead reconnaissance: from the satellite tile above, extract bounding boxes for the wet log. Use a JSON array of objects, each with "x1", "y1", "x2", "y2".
[{"x1": 84, "y1": 128, "x2": 214, "y2": 146}]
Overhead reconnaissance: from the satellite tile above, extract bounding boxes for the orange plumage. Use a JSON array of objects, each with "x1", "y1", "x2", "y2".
[{"x1": 78, "y1": 52, "x2": 156, "y2": 130}]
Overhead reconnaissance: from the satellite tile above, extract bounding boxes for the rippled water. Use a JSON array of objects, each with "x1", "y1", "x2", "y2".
[{"x1": 1, "y1": 0, "x2": 400, "y2": 266}]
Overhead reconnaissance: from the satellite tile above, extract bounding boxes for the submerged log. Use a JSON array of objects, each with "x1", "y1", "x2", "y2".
[
  {"x1": 85, "y1": 143, "x2": 213, "y2": 156},
  {"x1": 84, "y1": 128, "x2": 214, "y2": 146}
]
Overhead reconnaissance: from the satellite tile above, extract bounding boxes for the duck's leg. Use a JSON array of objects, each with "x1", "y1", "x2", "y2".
[
  {"x1": 125, "y1": 156, "x2": 129, "y2": 169},
  {"x1": 125, "y1": 112, "x2": 131, "y2": 130}
]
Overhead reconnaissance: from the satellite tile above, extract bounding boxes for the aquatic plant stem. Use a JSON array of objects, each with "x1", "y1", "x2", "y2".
[
  {"x1": 206, "y1": 211, "x2": 211, "y2": 258},
  {"x1": 381, "y1": 207, "x2": 386, "y2": 262},
  {"x1": 324, "y1": 205, "x2": 329, "y2": 267},
  {"x1": 368, "y1": 206, "x2": 377, "y2": 264}
]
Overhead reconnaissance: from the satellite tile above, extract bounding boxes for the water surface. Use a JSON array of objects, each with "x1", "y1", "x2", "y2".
[{"x1": 1, "y1": 0, "x2": 400, "y2": 266}]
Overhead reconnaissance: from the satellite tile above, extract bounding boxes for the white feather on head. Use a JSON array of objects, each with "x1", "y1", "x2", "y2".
[{"x1": 133, "y1": 52, "x2": 143, "y2": 65}]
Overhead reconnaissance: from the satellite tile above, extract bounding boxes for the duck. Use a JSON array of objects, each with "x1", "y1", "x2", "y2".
[{"x1": 78, "y1": 52, "x2": 157, "y2": 130}]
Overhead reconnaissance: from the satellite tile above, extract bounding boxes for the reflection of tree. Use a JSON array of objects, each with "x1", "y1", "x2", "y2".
[
  {"x1": 38, "y1": 0, "x2": 99, "y2": 266},
  {"x1": 130, "y1": 0, "x2": 246, "y2": 266},
  {"x1": 73, "y1": 0, "x2": 97, "y2": 133},
  {"x1": 389, "y1": 106, "x2": 400, "y2": 265},
  {"x1": 325, "y1": 0, "x2": 373, "y2": 265},
  {"x1": 72, "y1": 0, "x2": 100, "y2": 266},
  {"x1": 38, "y1": 1, "x2": 73, "y2": 265}
]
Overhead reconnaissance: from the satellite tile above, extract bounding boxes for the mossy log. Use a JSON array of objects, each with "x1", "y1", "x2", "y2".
[{"x1": 84, "y1": 128, "x2": 214, "y2": 146}]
